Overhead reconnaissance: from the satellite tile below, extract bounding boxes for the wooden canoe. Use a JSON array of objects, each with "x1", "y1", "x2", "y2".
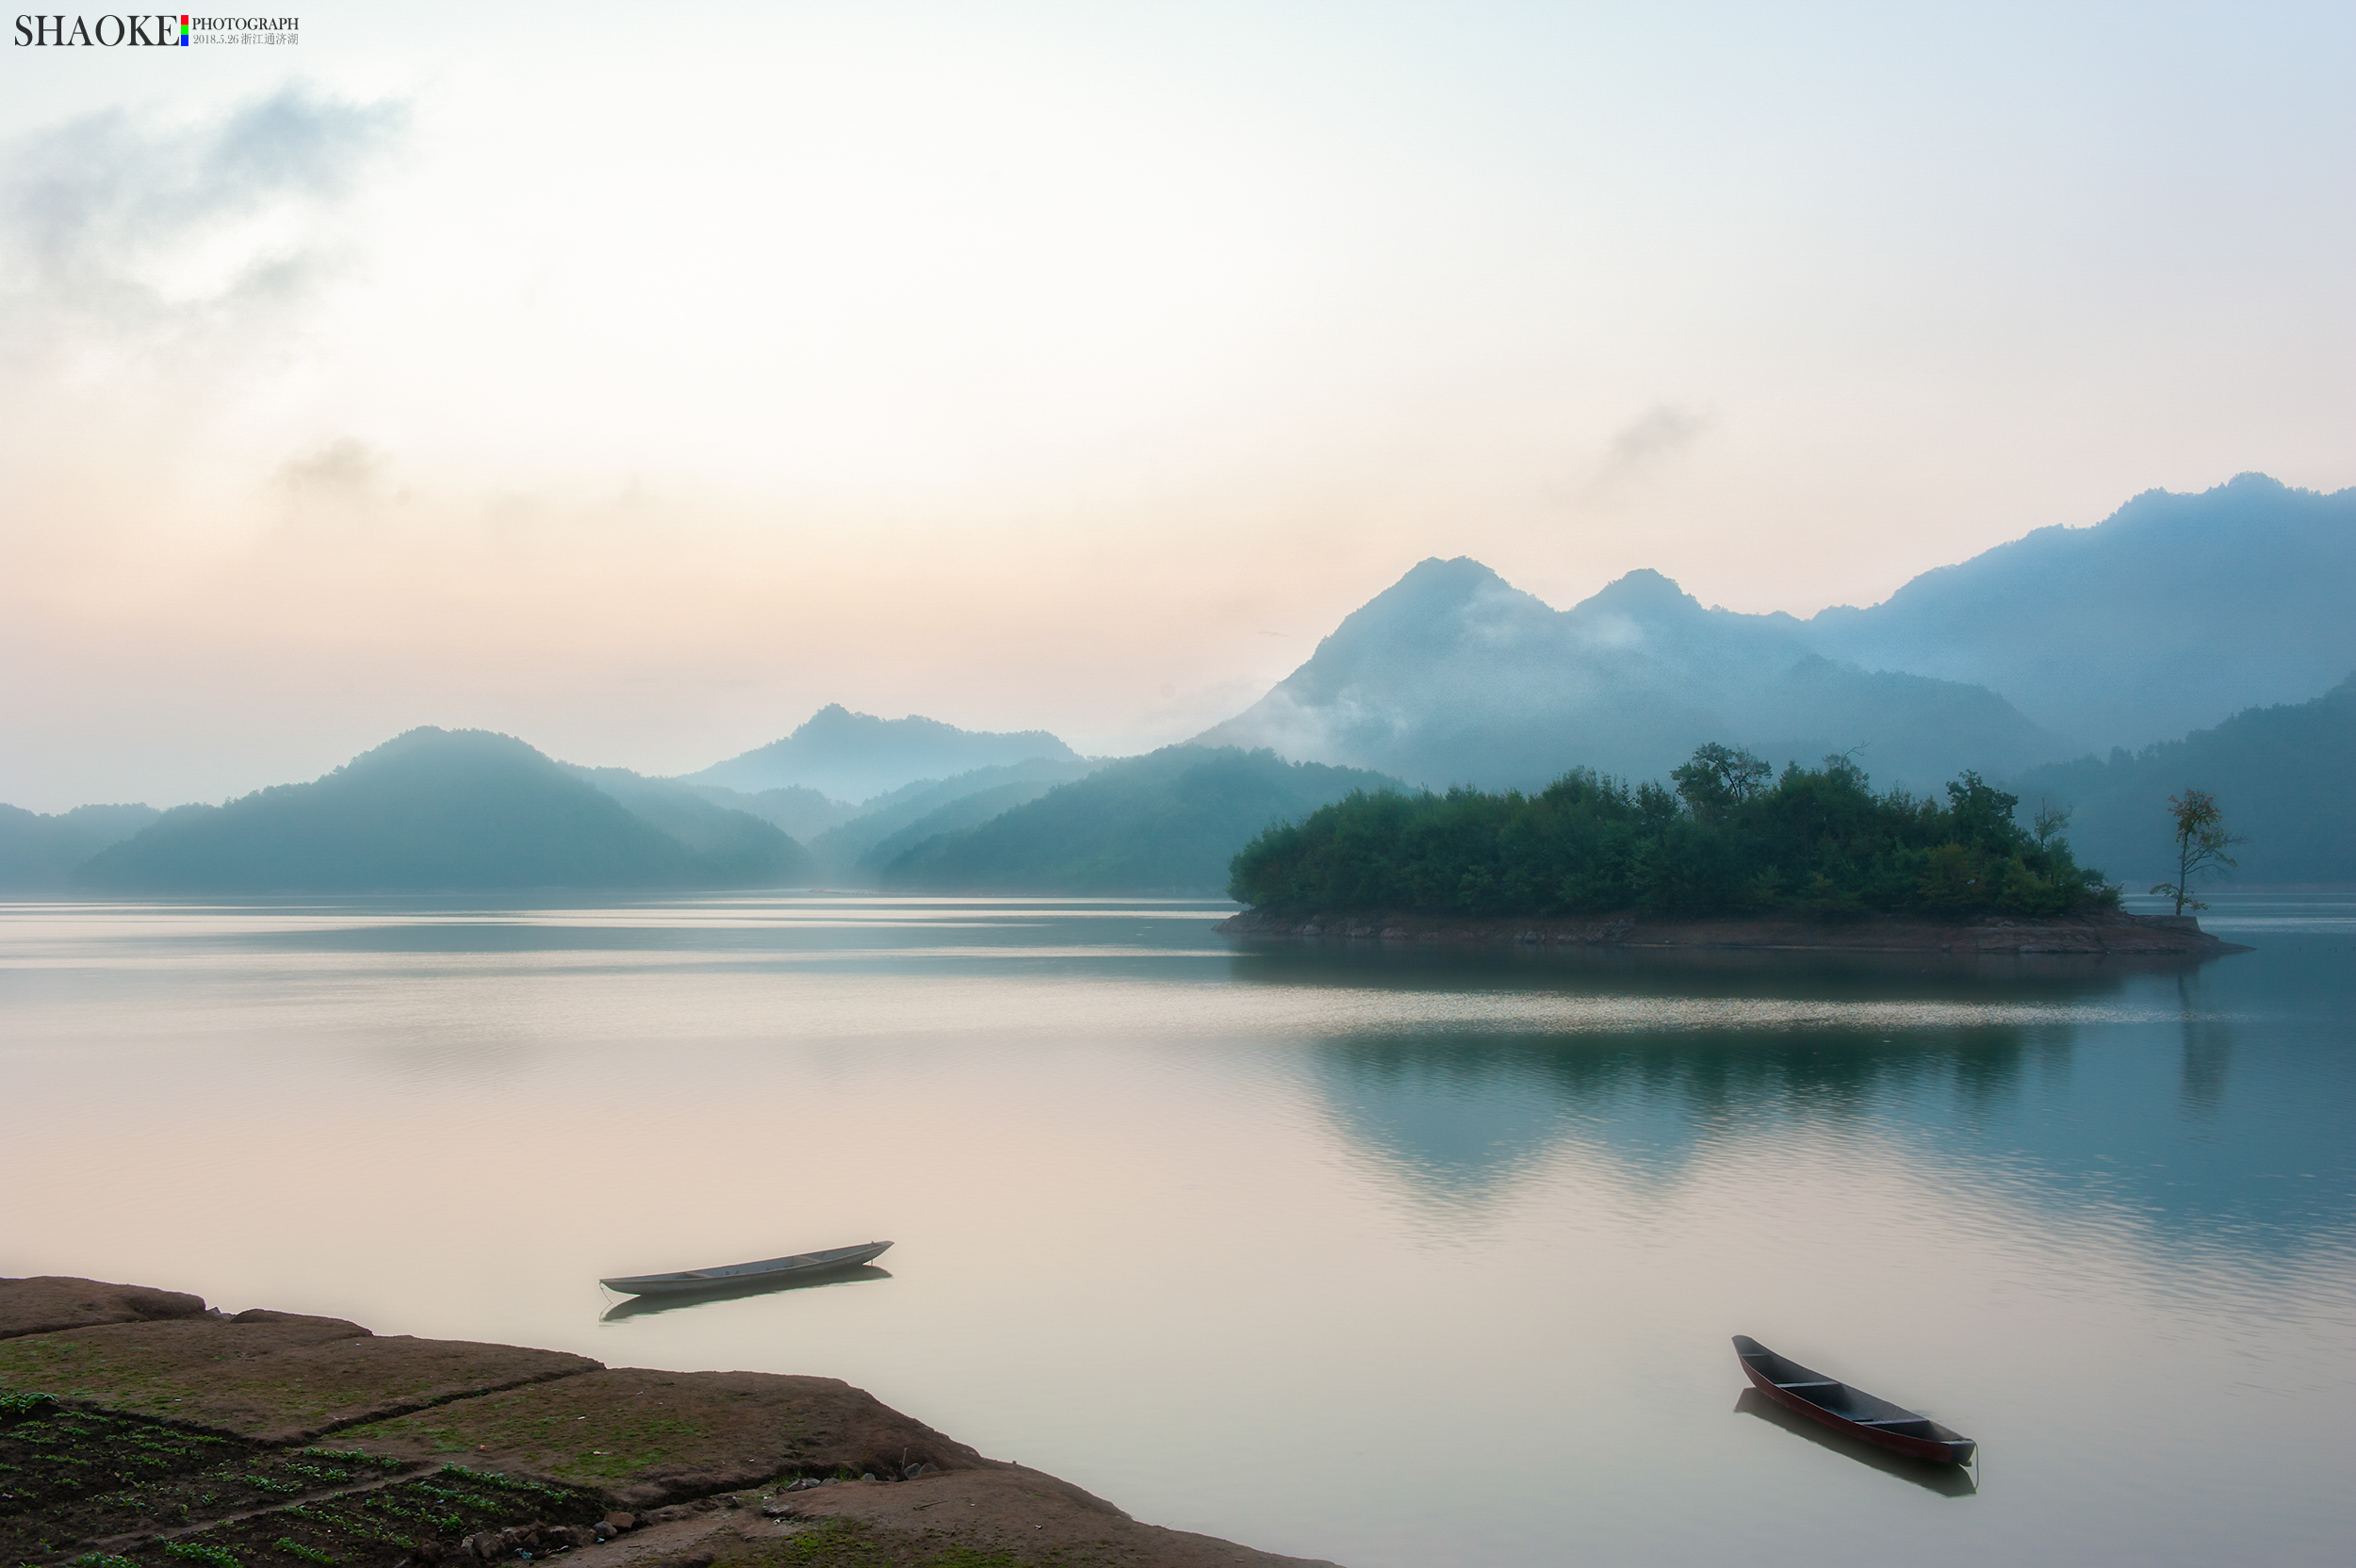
[
  {"x1": 1732, "y1": 1335, "x2": 1975, "y2": 1465},
  {"x1": 601, "y1": 1241, "x2": 892, "y2": 1296}
]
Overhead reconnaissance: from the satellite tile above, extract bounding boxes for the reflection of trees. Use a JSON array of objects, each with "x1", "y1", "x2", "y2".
[
  {"x1": 1262, "y1": 942, "x2": 2140, "y2": 1206},
  {"x1": 1254, "y1": 924, "x2": 2354, "y2": 1262},
  {"x1": 1314, "y1": 1021, "x2": 2062, "y2": 1207},
  {"x1": 2174, "y1": 969, "x2": 2233, "y2": 1117},
  {"x1": 1235, "y1": 939, "x2": 2149, "y2": 1009}
]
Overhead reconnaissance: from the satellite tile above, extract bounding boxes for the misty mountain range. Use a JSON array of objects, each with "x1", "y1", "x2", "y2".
[
  {"x1": 70, "y1": 729, "x2": 813, "y2": 894},
  {"x1": 3, "y1": 474, "x2": 2348, "y2": 893},
  {"x1": 875, "y1": 747, "x2": 1401, "y2": 893},
  {"x1": 1201, "y1": 473, "x2": 2354, "y2": 796},
  {"x1": 684, "y1": 703, "x2": 1079, "y2": 801},
  {"x1": 1801, "y1": 473, "x2": 2355, "y2": 751},
  {"x1": 1197, "y1": 560, "x2": 2058, "y2": 795},
  {"x1": 2013, "y1": 675, "x2": 2354, "y2": 886}
]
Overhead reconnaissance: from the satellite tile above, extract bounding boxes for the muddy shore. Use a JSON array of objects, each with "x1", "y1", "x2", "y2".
[
  {"x1": 0, "y1": 1275, "x2": 1338, "y2": 1568},
  {"x1": 1217, "y1": 906, "x2": 2247, "y2": 957}
]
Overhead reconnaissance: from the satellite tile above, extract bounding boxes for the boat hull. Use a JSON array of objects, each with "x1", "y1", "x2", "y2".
[
  {"x1": 1734, "y1": 1336, "x2": 1975, "y2": 1465},
  {"x1": 602, "y1": 1241, "x2": 892, "y2": 1296}
]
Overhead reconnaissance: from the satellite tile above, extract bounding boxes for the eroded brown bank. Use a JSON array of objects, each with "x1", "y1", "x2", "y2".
[{"x1": 0, "y1": 1275, "x2": 1338, "y2": 1568}]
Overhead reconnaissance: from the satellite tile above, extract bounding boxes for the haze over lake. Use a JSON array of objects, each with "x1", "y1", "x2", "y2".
[{"x1": 5, "y1": 894, "x2": 2348, "y2": 1567}]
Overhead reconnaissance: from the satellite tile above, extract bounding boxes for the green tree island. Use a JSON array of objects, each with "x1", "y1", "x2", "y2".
[{"x1": 1228, "y1": 745, "x2": 2117, "y2": 920}]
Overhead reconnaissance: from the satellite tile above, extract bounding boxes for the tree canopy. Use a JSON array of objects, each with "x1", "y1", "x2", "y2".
[
  {"x1": 2151, "y1": 789, "x2": 2241, "y2": 916},
  {"x1": 1228, "y1": 746, "x2": 2117, "y2": 919}
]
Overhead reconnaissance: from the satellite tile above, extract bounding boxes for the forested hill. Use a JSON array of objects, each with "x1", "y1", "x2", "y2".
[
  {"x1": 877, "y1": 745, "x2": 1402, "y2": 893},
  {"x1": 77, "y1": 728, "x2": 812, "y2": 892},
  {"x1": 1228, "y1": 746, "x2": 2115, "y2": 919},
  {"x1": 2009, "y1": 676, "x2": 2355, "y2": 884},
  {"x1": 0, "y1": 803, "x2": 160, "y2": 890}
]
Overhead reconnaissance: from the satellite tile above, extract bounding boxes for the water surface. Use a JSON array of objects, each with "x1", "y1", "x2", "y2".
[{"x1": 4, "y1": 892, "x2": 2350, "y2": 1566}]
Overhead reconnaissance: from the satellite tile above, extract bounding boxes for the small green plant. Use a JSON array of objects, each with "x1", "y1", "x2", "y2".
[
  {"x1": 366, "y1": 1496, "x2": 464, "y2": 1533},
  {"x1": 244, "y1": 1475, "x2": 304, "y2": 1494},
  {"x1": 273, "y1": 1541, "x2": 339, "y2": 1565},
  {"x1": 302, "y1": 1447, "x2": 401, "y2": 1468},
  {"x1": 70, "y1": 1555, "x2": 142, "y2": 1568},
  {"x1": 163, "y1": 1544, "x2": 244, "y2": 1568},
  {"x1": 283, "y1": 1504, "x2": 412, "y2": 1549},
  {"x1": 436, "y1": 1464, "x2": 569, "y2": 1498}
]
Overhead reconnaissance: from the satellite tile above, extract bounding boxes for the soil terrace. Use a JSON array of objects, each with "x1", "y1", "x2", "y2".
[{"x1": 0, "y1": 1277, "x2": 1337, "y2": 1568}]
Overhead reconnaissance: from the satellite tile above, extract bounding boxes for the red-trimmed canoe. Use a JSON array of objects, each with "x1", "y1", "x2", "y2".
[{"x1": 1733, "y1": 1335, "x2": 1976, "y2": 1465}]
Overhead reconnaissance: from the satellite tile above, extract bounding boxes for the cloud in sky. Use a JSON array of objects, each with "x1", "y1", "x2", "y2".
[
  {"x1": 280, "y1": 436, "x2": 381, "y2": 496},
  {"x1": 0, "y1": 0, "x2": 2351, "y2": 809},
  {"x1": 0, "y1": 89, "x2": 405, "y2": 348},
  {"x1": 1581, "y1": 403, "x2": 1714, "y2": 498}
]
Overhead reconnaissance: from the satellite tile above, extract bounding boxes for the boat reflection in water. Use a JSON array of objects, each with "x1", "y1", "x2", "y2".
[
  {"x1": 1734, "y1": 1389, "x2": 1979, "y2": 1497},
  {"x1": 598, "y1": 1265, "x2": 894, "y2": 1322}
]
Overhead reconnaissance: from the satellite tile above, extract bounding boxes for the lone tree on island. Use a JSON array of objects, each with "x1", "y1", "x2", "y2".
[{"x1": 2151, "y1": 789, "x2": 2242, "y2": 916}]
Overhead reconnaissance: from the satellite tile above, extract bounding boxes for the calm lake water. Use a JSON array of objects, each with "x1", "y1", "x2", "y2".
[{"x1": 4, "y1": 892, "x2": 2352, "y2": 1566}]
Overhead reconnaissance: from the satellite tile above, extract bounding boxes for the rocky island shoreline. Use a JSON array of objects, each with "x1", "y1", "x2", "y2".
[
  {"x1": 0, "y1": 1275, "x2": 1337, "y2": 1568},
  {"x1": 1217, "y1": 906, "x2": 2248, "y2": 957}
]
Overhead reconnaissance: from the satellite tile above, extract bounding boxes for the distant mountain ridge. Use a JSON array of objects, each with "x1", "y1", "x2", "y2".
[
  {"x1": 685, "y1": 704, "x2": 1079, "y2": 801},
  {"x1": 76, "y1": 728, "x2": 811, "y2": 892},
  {"x1": 564, "y1": 764, "x2": 814, "y2": 880},
  {"x1": 1198, "y1": 474, "x2": 2353, "y2": 793},
  {"x1": 2009, "y1": 675, "x2": 2355, "y2": 885},
  {"x1": 877, "y1": 745, "x2": 1404, "y2": 893},
  {"x1": 1198, "y1": 558, "x2": 2058, "y2": 794},
  {"x1": 804, "y1": 757, "x2": 1102, "y2": 881},
  {"x1": 1798, "y1": 474, "x2": 2356, "y2": 750},
  {"x1": 0, "y1": 803, "x2": 160, "y2": 890},
  {"x1": 685, "y1": 782, "x2": 861, "y2": 843}
]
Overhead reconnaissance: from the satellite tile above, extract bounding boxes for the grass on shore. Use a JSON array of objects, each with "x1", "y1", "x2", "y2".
[{"x1": 711, "y1": 1516, "x2": 1104, "y2": 1568}]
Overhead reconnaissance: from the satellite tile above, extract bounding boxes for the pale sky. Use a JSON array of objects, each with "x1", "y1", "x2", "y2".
[{"x1": 3, "y1": 1, "x2": 2350, "y2": 810}]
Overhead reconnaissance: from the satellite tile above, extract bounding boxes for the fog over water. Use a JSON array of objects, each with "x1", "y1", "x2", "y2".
[{"x1": 4, "y1": 892, "x2": 2349, "y2": 1566}]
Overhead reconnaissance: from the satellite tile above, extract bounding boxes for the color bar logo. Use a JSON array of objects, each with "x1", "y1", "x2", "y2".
[{"x1": 12, "y1": 13, "x2": 300, "y2": 46}]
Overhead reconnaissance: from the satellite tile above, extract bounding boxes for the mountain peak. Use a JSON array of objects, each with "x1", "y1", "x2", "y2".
[
  {"x1": 1356, "y1": 557, "x2": 1521, "y2": 618},
  {"x1": 1578, "y1": 568, "x2": 1704, "y2": 618},
  {"x1": 687, "y1": 706, "x2": 1078, "y2": 801}
]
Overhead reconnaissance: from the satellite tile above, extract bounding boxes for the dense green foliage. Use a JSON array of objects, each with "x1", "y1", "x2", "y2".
[
  {"x1": 878, "y1": 744, "x2": 1402, "y2": 893},
  {"x1": 2010, "y1": 674, "x2": 2352, "y2": 884},
  {"x1": 1228, "y1": 744, "x2": 2117, "y2": 918},
  {"x1": 76, "y1": 728, "x2": 811, "y2": 892}
]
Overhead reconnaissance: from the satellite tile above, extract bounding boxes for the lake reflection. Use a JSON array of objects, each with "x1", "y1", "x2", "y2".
[{"x1": 2, "y1": 893, "x2": 2350, "y2": 1568}]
